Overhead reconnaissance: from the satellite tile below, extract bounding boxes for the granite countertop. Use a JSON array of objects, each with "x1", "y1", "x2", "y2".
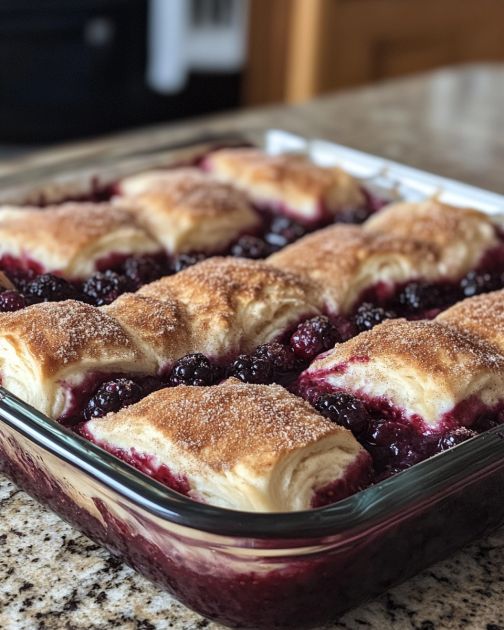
[{"x1": 2, "y1": 63, "x2": 504, "y2": 630}]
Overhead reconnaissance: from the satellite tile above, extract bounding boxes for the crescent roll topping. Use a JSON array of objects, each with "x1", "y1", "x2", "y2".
[
  {"x1": 116, "y1": 168, "x2": 261, "y2": 254},
  {"x1": 83, "y1": 378, "x2": 372, "y2": 512},
  {"x1": 365, "y1": 200, "x2": 501, "y2": 278},
  {"x1": 269, "y1": 224, "x2": 440, "y2": 314},
  {"x1": 0, "y1": 300, "x2": 151, "y2": 420},
  {"x1": 204, "y1": 148, "x2": 366, "y2": 225},
  {"x1": 0, "y1": 203, "x2": 160, "y2": 279},
  {"x1": 138, "y1": 257, "x2": 324, "y2": 357},
  {"x1": 298, "y1": 291, "x2": 504, "y2": 479}
]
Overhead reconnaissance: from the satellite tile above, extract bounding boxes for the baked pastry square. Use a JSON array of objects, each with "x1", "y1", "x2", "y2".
[
  {"x1": 0, "y1": 203, "x2": 160, "y2": 279},
  {"x1": 365, "y1": 200, "x2": 502, "y2": 278},
  {"x1": 0, "y1": 300, "x2": 151, "y2": 420},
  {"x1": 138, "y1": 257, "x2": 324, "y2": 358},
  {"x1": 204, "y1": 148, "x2": 366, "y2": 225},
  {"x1": 268, "y1": 224, "x2": 440, "y2": 314},
  {"x1": 116, "y1": 168, "x2": 261, "y2": 254},
  {"x1": 298, "y1": 318, "x2": 504, "y2": 430},
  {"x1": 83, "y1": 378, "x2": 372, "y2": 512}
]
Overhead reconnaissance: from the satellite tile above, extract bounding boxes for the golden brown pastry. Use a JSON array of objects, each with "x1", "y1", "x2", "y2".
[
  {"x1": 102, "y1": 292, "x2": 192, "y2": 372},
  {"x1": 138, "y1": 257, "x2": 324, "y2": 357},
  {"x1": 268, "y1": 224, "x2": 440, "y2": 313},
  {"x1": 365, "y1": 200, "x2": 501, "y2": 278},
  {"x1": 436, "y1": 289, "x2": 504, "y2": 353},
  {"x1": 204, "y1": 148, "x2": 365, "y2": 224},
  {"x1": 0, "y1": 203, "x2": 160, "y2": 278},
  {"x1": 116, "y1": 168, "x2": 261, "y2": 254},
  {"x1": 0, "y1": 300, "x2": 151, "y2": 419},
  {"x1": 82, "y1": 378, "x2": 371, "y2": 512},
  {"x1": 299, "y1": 318, "x2": 504, "y2": 429}
]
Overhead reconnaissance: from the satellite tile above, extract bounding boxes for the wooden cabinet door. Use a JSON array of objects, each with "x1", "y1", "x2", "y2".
[{"x1": 245, "y1": 0, "x2": 504, "y2": 104}]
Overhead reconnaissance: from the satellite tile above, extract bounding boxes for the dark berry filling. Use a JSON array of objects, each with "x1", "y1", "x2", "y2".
[
  {"x1": 253, "y1": 342, "x2": 303, "y2": 385},
  {"x1": 264, "y1": 216, "x2": 307, "y2": 250},
  {"x1": 290, "y1": 316, "x2": 340, "y2": 360},
  {"x1": 228, "y1": 354, "x2": 273, "y2": 384},
  {"x1": 82, "y1": 270, "x2": 132, "y2": 306},
  {"x1": 172, "y1": 252, "x2": 207, "y2": 273},
  {"x1": 354, "y1": 302, "x2": 396, "y2": 332},
  {"x1": 168, "y1": 353, "x2": 219, "y2": 387},
  {"x1": 78, "y1": 435, "x2": 191, "y2": 497},
  {"x1": 230, "y1": 235, "x2": 273, "y2": 259},
  {"x1": 24, "y1": 273, "x2": 82, "y2": 304},
  {"x1": 0, "y1": 290, "x2": 26, "y2": 312},
  {"x1": 314, "y1": 392, "x2": 370, "y2": 435},
  {"x1": 84, "y1": 378, "x2": 145, "y2": 420},
  {"x1": 122, "y1": 256, "x2": 166, "y2": 289},
  {"x1": 305, "y1": 387, "x2": 503, "y2": 482}
]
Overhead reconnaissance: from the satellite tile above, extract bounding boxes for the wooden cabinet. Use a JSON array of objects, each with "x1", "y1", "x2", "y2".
[{"x1": 245, "y1": 0, "x2": 504, "y2": 104}]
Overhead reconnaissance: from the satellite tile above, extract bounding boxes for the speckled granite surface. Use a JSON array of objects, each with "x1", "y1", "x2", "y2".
[
  {"x1": 2, "y1": 64, "x2": 504, "y2": 629},
  {"x1": 1, "y1": 477, "x2": 504, "y2": 630}
]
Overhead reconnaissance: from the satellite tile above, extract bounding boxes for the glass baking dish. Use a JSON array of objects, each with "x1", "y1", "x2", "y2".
[{"x1": 1, "y1": 129, "x2": 504, "y2": 629}]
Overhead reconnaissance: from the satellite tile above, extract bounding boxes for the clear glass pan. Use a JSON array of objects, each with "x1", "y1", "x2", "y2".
[{"x1": 1, "y1": 130, "x2": 504, "y2": 628}]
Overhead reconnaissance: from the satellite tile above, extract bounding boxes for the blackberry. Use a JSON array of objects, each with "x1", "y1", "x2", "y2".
[
  {"x1": 335, "y1": 206, "x2": 373, "y2": 225},
  {"x1": 0, "y1": 290, "x2": 26, "y2": 312},
  {"x1": 254, "y1": 342, "x2": 301, "y2": 379},
  {"x1": 6, "y1": 269, "x2": 34, "y2": 292},
  {"x1": 24, "y1": 273, "x2": 81, "y2": 303},
  {"x1": 84, "y1": 378, "x2": 144, "y2": 419},
  {"x1": 398, "y1": 281, "x2": 460, "y2": 314},
  {"x1": 314, "y1": 393, "x2": 370, "y2": 435},
  {"x1": 123, "y1": 256, "x2": 164, "y2": 288},
  {"x1": 82, "y1": 270, "x2": 130, "y2": 306},
  {"x1": 230, "y1": 235, "x2": 272, "y2": 259},
  {"x1": 354, "y1": 302, "x2": 395, "y2": 332},
  {"x1": 366, "y1": 420, "x2": 422, "y2": 472},
  {"x1": 437, "y1": 427, "x2": 477, "y2": 451},
  {"x1": 264, "y1": 216, "x2": 306, "y2": 249},
  {"x1": 173, "y1": 253, "x2": 206, "y2": 273},
  {"x1": 290, "y1": 316, "x2": 340, "y2": 360},
  {"x1": 139, "y1": 376, "x2": 166, "y2": 396},
  {"x1": 169, "y1": 353, "x2": 216, "y2": 386},
  {"x1": 460, "y1": 270, "x2": 502, "y2": 298},
  {"x1": 229, "y1": 354, "x2": 273, "y2": 384}
]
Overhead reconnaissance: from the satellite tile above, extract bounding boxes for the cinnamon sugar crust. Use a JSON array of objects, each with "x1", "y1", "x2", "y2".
[
  {"x1": 103, "y1": 292, "x2": 191, "y2": 370},
  {"x1": 437, "y1": 289, "x2": 504, "y2": 353},
  {"x1": 0, "y1": 300, "x2": 144, "y2": 377},
  {"x1": 304, "y1": 318, "x2": 504, "y2": 426},
  {"x1": 314, "y1": 318, "x2": 504, "y2": 376},
  {"x1": 138, "y1": 257, "x2": 324, "y2": 355},
  {"x1": 269, "y1": 224, "x2": 440, "y2": 313},
  {"x1": 206, "y1": 148, "x2": 365, "y2": 221},
  {"x1": 116, "y1": 168, "x2": 260, "y2": 254},
  {"x1": 0, "y1": 202, "x2": 160, "y2": 277},
  {"x1": 365, "y1": 200, "x2": 499, "y2": 276},
  {"x1": 84, "y1": 378, "x2": 369, "y2": 511},
  {"x1": 90, "y1": 378, "x2": 350, "y2": 473}
]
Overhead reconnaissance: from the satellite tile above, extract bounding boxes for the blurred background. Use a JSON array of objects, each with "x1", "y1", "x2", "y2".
[{"x1": 1, "y1": 0, "x2": 504, "y2": 152}]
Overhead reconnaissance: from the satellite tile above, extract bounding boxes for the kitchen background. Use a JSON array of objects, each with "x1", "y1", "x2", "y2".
[{"x1": 1, "y1": 0, "x2": 504, "y2": 153}]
